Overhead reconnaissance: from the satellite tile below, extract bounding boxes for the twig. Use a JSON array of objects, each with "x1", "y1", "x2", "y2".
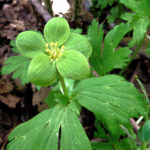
[
  {"x1": 130, "y1": 61, "x2": 141, "y2": 83},
  {"x1": 130, "y1": 118, "x2": 140, "y2": 133},
  {"x1": 29, "y1": 0, "x2": 52, "y2": 22}
]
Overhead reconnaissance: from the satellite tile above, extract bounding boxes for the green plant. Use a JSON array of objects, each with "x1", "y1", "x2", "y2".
[
  {"x1": 120, "y1": 0, "x2": 150, "y2": 47},
  {"x1": 2, "y1": 17, "x2": 147, "y2": 150},
  {"x1": 91, "y1": 0, "x2": 125, "y2": 24},
  {"x1": 87, "y1": 19, "x2": 131, "y2": 75},
  {"x1": 116, "y1": 0, "x2": 150, "y2": 75}
]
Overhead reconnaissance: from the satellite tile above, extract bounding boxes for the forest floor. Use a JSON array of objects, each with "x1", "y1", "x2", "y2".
[{"x1": 0, "y1": 0, "x2": 150, "y2": 149}]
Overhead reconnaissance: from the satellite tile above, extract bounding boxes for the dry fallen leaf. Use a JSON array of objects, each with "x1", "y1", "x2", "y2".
[
  {"x1": 0, "y1": 94, "x2": 20, "y2": 108},
  {"x1": 32, "y1": 87, "x2": 50, "y2": 112}
]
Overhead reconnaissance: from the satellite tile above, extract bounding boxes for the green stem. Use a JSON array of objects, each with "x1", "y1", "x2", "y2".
[
  {"x1": 130, "y1": 140, "x2": 133, "y2": 150},
  {"x1": 141, "y1": 141, "x2": 148, "y2": 150},
  {"x1": 146, "y1": 105, "x2": 150, "y2": 121},
  {"x1": 59, "y1": 75, "x2": 68, "y2": 97},
  {"x1": 119, "y1": 42, "x2": 143, "y2": 75}
]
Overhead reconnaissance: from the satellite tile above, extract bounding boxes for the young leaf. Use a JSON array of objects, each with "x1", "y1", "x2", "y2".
[
  {"x1": 7, "y1": 104, "x2": 91, "y2": 150},
  {"x1": 72, "y1": 75, "x2": 147, "y2": 138},
  {"x1": 97, "y1": 0, "x2": 114, "y2": 9},
  {"x1": 1, "y1": 55, "x2": 30, "y2": 85},
  {"x1": 10, "y1": 40, "x2": 19, "y2": 53},
  {"x1": 120, "y1": 0, "x2": 150, "y2": 46},
  {"x1": 115, "y1": 138, "x2": 135, "y2": 150},
  {"x1": 88, "y1": 20, "x2": 131, "y2": 75},
  {"x1": 138, "y1": 120, "x2": 150, "y2": 142}
]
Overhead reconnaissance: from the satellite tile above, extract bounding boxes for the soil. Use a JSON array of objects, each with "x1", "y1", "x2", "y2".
[{"x1": 0, "y1": 0, "x2": 150, "y2": 149}]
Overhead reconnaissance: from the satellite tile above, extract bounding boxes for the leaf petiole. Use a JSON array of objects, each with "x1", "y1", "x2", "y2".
[{"x1": 59, "y1": 74, "x2": 69, "y2": 98}]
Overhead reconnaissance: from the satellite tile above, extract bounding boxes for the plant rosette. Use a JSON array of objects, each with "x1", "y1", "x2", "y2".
[{"x1": 16, "y1": 17, "x2": 92, "y2": 86}]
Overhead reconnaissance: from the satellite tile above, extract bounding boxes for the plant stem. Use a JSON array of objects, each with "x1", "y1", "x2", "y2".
[
  {"x1": 119, "y1": 42, "x2": 143, "y2": 75},
  {"x1": 141, "y1": 141, "x2": 148, "y2": 150},
  {"x1": 59, "y1": 75, "x2": 68, "y2": 97}
]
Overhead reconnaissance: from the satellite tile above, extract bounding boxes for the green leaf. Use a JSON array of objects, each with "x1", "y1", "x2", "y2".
[
  {"x1": 64, "y1": 33, "x2": 92, "y2": 58},
  {"x1": 94, "y1": 120, "x2": 107, "y2": 139},
  {"x1": 101, "y1": 47, "x2": 131, "y2": 74},
  {"x1": 10, "y1": 40, "x2": 19, "y2": 53},
  {"x1": 60, "y1": 107, "x2": 91, "y2": 150},
  {"x1": 16, "y1": 31, "x2": 46, "y2": 58},
  {"x1": 91, "y1": 142, "x2": 113, "y2": 150},
  {"x1": 28, "y1": 54, "x2": 58, "y2": 86},
  {"x1": 71, "y1": 28, "x2": 82, "y2": 34},
  {"x1": 102, "y1": 23, "x2": 131, "y2": 74},
  {"x1": 120, "y1": 0, "x2": 150, "y2": 46},
  {"x1": 88, "y1": 21, "x2": 131, "y2": 75},
  {"x1": 44, "y1": 17, "x2": 70, "y2": 46},
  {"x1": 7, "y1": 105, "x2": 64, "y2": 150},
  {"x1": 115, "y1": 138, "x2": 134, "y2": 150},
  {"x1": 72, "y1": 75, "x2": 147, "y2": 138},
  {"x1": 131, "y1": 17, "x2": 150, "y2": 46},
  {"x1": 120, "y1": 0, "x2": 150, "y2": 17},
  {"x1": 119, "y1": 0, "x2": 143, "y2": 16},
  {"x1": 98, "y1": 0, "x2": 114, "y2": 9},
  {"x1": 1, "y1": 55, "x2": 30, "y2": 85},
  {"x1": 138, "y1": 120, "x2": 150, "y2": 142},
  {"x1": 7, "y1": 104, "x2": 91, "y2": 150},
  {"x1": 103, "y1": 23, "x2": 129, "y2": 54},
  {"x1": 56, "y1": 50, "x2": 90, "y2": 80},
  {"x1": 87, "y1": 19, "x2": 104, "y2": 74},
  {"x1": 45, "y1": 88, "x2": 59, "y2": 108}
]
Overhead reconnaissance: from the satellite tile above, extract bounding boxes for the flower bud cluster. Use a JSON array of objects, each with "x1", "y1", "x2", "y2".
[{"x1": 45, "y1": 42, "x2": 64, "y2": 60}]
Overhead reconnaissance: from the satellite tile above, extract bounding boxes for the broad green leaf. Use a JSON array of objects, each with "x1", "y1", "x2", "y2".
[
  {"x1": 72, "y1": 75, "x2": 146, "y2": 138},
  {"x1": 138, "y1": 120, "x2": 150, "y2": 142},
  {"x1": 87, "y1": 19, "x2": 104, "y2": 74},
  {"x1": 101, "y1": 47, "x2": 131, "y2": 74},
  {"x1": 1, "y1": 55, "x2": 30, "y2": 85},
  {"x1": 103, "y1": 23, "x2": 129, "y2": 56},
  {"x1": 88, "y1": 21, "x2": 131, "y2": 75},
  {"x1": 7, "y1": 104, "x2": 91, "y2": 150},
  {"x1": 28, "y1": 54, "x2": 58, "y2": 86},
  {"x1": 64, "y1": 33, "x2": 92, "y2": 58},
  {"x1": 44, "y1": 17, "x2": 70, "y2": 46},
  {"x1": 60, "y1": 108, "x2": 91, "y2": 150},
  {"x1": 56, "y1": 50, "x2": 90, "y2": 80},
  {"x1": 7, "y1": 105, "x2": 64, "y2": 150},
  {"x1": 16, "y1": 31, "x2": 46, "y2": 58}
]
